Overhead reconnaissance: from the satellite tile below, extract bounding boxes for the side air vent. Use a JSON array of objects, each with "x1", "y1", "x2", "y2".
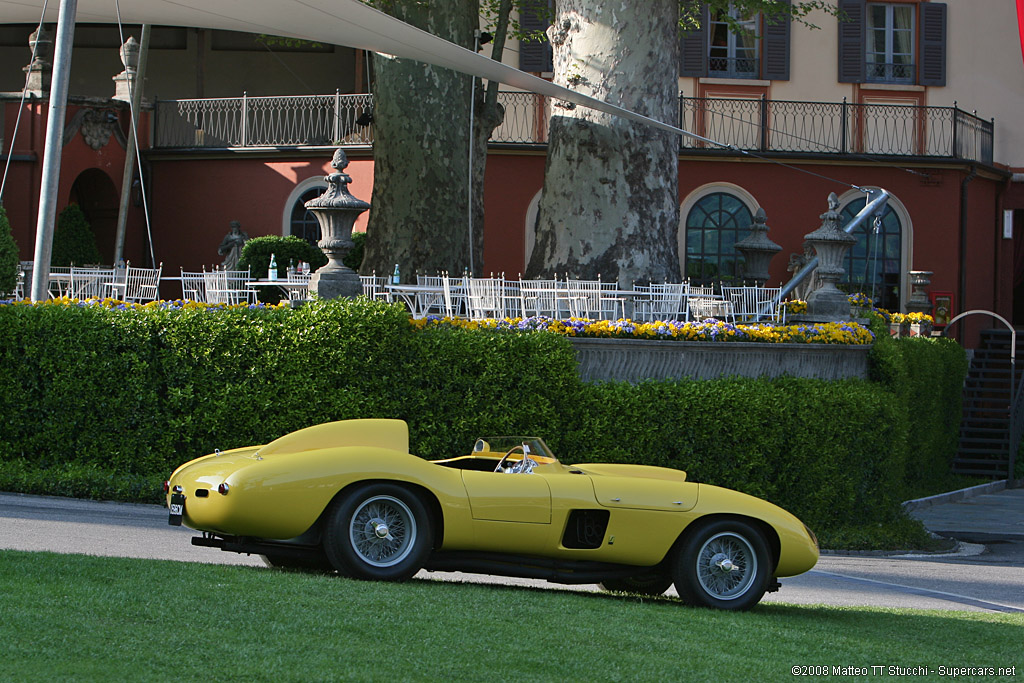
[{"x1": 562, "y1": 509, "x2": 610, "y2": 550}]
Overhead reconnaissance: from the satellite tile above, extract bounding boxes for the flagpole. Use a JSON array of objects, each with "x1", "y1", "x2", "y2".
[{"x1": 30, "y1": 0, "x2": 77, "y2": 301}]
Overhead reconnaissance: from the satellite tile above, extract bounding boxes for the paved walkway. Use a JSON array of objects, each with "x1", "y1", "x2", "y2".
[{"x1": 906, "y1": 483, "x2": 1024, "y2": 542}]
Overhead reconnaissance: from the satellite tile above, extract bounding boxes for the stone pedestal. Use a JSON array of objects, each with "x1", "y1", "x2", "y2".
[
  {"x1": 305, "y1": 148, "x2": 370, "y2": 299},
  {"x1": 804, "y1": 193, "x2": 857, "y2": 321}
]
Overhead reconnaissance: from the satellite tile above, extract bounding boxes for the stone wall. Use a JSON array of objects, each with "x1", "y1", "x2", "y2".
[{"x1": 571, "y1": 338, "x2": 870, "y2": 383}]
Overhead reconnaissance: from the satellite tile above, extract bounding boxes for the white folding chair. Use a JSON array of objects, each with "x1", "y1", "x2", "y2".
[
  {"x1": 688, "y1": 296, "x2": 735, "y2": 322},
  {"x1": 204, "y1": 268, "x2": 252, "y2": 305},
  {"x1": 110, "y1": 262, "x2": 162, "y2": 303},
  {"x1": 286, "y1": 271, "x2": 311, "y2": 302},
  {"x1": 69, "y1": 267, "x2": 116, "y2": 300},
  {"x1": 464, "y1": 277, "x2": 506, "y2": 319},
  {"x1": 519, "y1": 278, "x2": 561, "y2": 318},
  {"x1": 633, "y1": 282, "x2": 685, "y2": 322},
  {"x1": 180, "y1": 269, "x2": 207, "y2": 302},
  {"x1": 360, "y1": 273, "x2": 391, "y2": 301},
  {"x1": 415, "y1": 273, "x2": 447, "y2": 316}
]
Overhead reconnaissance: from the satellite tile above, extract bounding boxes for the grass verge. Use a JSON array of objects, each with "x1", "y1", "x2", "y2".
[{"x1": 1, "y1": 551, "x2": 1020, "y2": 682}]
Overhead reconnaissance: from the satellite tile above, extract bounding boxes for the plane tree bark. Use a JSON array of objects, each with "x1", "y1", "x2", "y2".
[{"x1": 527, "y1": 0, "x2": 681, "y2": 286}]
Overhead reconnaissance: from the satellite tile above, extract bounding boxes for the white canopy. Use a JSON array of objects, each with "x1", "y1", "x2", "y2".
[{"x1": 0, "y1": 0, "x2": 691, "y2": 138}]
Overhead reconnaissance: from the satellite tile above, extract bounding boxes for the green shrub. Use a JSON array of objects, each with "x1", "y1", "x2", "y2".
[
  {"x1": 0, "y1": 204, "x2": 18, "y2": 296},
  {"x1": 344, "y1": 231, "x2": 365, "y2": 271},
  {"x1": 238, "y1": 235, "x2": 328, "y2": 279},
  {"x1": 238, "y1": 235, "x2": 330, "y2": 303},
  {"x1": 0, "y1": 298, "x2": 969, "y2": 546},
  {"x1": 51, "y1": 204, "x2": 101, "y2": 267}
]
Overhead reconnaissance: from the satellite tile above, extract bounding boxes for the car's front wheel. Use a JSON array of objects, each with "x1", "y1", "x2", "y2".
[
  {"x1": 323, "y1": 483, "x2": 433, "y2": 581},
  {"x1": 672, "y1": 519, "x2": 770, "y2": 611}
]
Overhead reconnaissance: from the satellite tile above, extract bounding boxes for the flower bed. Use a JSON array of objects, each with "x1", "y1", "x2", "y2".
[{"x1": 411, "y1": 315, "x2": 875, "y2": 345}]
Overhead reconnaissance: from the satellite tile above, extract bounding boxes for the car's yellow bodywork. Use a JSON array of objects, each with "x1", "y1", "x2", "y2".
[{"x1": 168, "y1": 419, "x2": 818, "y2": 578}]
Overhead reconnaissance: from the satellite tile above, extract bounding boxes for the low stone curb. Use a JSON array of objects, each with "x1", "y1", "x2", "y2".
[{"x1": 901, "y1": 478, "x2": 1023, "y2": 513}]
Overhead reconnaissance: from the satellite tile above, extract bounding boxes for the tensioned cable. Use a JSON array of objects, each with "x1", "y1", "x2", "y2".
[
  {"x1": 257, "y1": 39, "x2": 318, "y2": 95},
  {"x1": 115, "y1": 0, "x2": 156, "y2": 268},
  {"x1": 0, "y1": 0, "x2": 50, "y2": 205}
]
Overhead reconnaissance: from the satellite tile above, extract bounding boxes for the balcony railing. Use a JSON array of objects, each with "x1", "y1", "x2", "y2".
[{"x1": 152, "y1": 92, "x2": 994, "y2": 165}]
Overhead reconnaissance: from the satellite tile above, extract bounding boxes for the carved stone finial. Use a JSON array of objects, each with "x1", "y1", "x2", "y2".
[
  {"x1": 113, "y1": 35, "x2": 141, "y2": 102},
  {"x1": 23, "y1": 26, "x2": 54, "y2": 93},
  {"x1": 734, "y1": 207, "x2": 781, "y2": 286}
]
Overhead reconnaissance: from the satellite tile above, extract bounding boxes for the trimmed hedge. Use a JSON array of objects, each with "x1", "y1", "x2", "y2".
[{"x1": 0, "y1": 298, "x2": 967, "y2": 545}]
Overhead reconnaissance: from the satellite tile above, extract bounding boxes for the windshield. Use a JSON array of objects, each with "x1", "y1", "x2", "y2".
[{"x1": 472, "y1": 437, "x2": 557, "y2": 462}]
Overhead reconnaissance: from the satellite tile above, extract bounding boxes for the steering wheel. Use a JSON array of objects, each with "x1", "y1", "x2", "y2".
[{"x1": 494, "y1": 445, "x2": 525, "y2": 473}]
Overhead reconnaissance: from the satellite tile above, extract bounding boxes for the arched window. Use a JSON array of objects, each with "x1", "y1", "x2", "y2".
[
  {"x1": 287, "y1": 184, "x2": 327, "y2": 246},
  {"x1": 839, "y1": 197, "x2": 903, "y2": 312},
  {"x1": 684, "y1": 191, "x2": 755, "y2": 284}
]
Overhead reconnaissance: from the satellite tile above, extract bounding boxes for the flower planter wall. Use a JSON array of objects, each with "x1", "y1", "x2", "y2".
[{"x1": 571, "y1": 338, "x2": 871, "y2": 383}]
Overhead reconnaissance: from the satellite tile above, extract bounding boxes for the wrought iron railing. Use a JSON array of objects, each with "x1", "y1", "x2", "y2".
[{"x1": 152, "y1": 91, "x2": 995, "y2": 165}]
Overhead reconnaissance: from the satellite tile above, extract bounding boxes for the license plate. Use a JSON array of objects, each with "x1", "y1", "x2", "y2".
[{"x1": 168, "y1": 492, "x2": 185, "y2": 526}]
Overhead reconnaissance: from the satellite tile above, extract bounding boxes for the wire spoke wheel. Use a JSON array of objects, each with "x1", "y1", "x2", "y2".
[
  {"x1": 695, "y1": 532, "x2": 756, "y2": 600},
  {"x1": 672, "y1": 519, "x2": 770, "y2": 611},
  {"x1": 324, "y1": 483, "x2": 433, "y2": 581},
  {"x1": 349, "y1": 495, "x2": 415, "y2": 567}
]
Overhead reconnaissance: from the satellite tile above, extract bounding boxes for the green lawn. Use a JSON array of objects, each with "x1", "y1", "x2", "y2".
[{"x1": 1, "y1": 551, "x2": 1020, "y2": 682}]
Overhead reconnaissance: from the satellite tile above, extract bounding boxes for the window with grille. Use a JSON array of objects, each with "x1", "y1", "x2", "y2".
[
  {"x1": 708, "y1": 6, "x2": 760, "y2": 78},
  {"x1": 839, "y1": 197, "x2": 903, "y2": 311},
  {"x1": 685, "y1": 192, "x2": 754, "y2": 284},
  {"x1": 289, "y1": 186, "x2": 326, "y2": 245}
]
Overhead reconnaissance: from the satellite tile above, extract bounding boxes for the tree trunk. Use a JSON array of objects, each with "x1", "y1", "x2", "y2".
[
  {"x1": 527, "y1": 0, "x2": 680, "y2": 286},
  {"x1": 361, "y1": 0, "x2": 479, "y2": 277}
]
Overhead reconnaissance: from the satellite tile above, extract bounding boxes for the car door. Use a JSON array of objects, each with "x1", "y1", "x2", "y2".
[{"x1": 460, "y1": 470, "x2": 551, "y2": 524}]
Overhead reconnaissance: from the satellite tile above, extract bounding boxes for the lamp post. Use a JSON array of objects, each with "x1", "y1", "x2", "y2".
[{"x1": 305, "y1": 148, "x2": 370, "y2": 299}]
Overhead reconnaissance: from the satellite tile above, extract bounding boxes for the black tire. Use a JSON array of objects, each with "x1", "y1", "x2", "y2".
[
  {"x1": 671, "y1": 519, "x2": 770, "y2": 611},
  {"x1": 599, "y1": 574, "x2": 674, "y2": 596},
  {"x1": 323, "y1": 483, "x2": 433, "y2": 581},
  {"x1": 260, "y1": 552, "x2": 337, "y2": 573}
]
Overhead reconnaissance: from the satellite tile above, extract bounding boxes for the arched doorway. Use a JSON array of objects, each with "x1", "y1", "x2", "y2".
[{"x1": 69, "y1": 169, "x2": 120, "y2": 265}]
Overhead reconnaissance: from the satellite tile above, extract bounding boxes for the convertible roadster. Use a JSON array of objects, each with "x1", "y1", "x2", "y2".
[{"x1": 166, "y1": 419, "x2": 818, "y2": 610}]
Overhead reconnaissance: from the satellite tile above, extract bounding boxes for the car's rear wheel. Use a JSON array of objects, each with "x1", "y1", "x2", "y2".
[
  {"x1": 599, "y1": 573, "x2": 673, "y2": 596},
  {"x1": 323, "y1": 483, "x2": 433, "y2": 581},
  {"x1": 672, "y1": 519, "x2": 770, "y2": 611}
]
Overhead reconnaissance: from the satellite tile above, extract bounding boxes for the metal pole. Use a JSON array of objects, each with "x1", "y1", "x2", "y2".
[
  {"x1": 775, "y1": 188, "x2": 891, "y2": 306},
  {"x1": 114, "y1": 23, "x2": 151, "y2": 265},
  {"x1": 466, "y1": 32, "x2": 479, "y2": 276},
  {"x1": 30, "y1": 0, "x2": 77, "y2": 302}
]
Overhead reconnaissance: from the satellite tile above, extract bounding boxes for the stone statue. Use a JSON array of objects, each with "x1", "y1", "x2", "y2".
[
  {"x1": 787, "y1": 242, "x2": 819, "y2": 301},
  {"x1": 218, "y1": 220, "x2": 248, "y2": 271}
]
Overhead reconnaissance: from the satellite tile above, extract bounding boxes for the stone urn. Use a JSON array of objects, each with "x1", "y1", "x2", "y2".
[
  {"x1": 905, "y1": 270, "x2": 933, "y2": 316},
  {"x1": 734, "y1": 208, "x2": 782, "y2": 286},
  {"x1": 304, "y1": 148, "x2": 370, "y2": 299},
  {"x1": 804, "y1": 193, "x2": 857, "y2": 321}
]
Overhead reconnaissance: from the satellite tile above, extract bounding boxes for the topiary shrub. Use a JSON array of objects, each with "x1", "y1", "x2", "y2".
[
  {"x1": 0, "y1": 204, "x2": 18, "y2": 296},
  {"x1": 237, "y1": 235, "x2": 329, "y2": 303},
  {"x1": 343, "y1": 230, "x2": 365, "y2": 271},
  {"x1": 51, "y1": 204, "x2": 101, "y2": 267}
]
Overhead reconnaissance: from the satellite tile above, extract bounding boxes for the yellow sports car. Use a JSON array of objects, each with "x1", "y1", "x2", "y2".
[{"x1": 166, "y1": 419, "x2": 818, "y2": 610}]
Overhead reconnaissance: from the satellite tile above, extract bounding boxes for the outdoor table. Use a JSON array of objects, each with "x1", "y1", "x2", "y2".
[
  {"x1": 245, "y1": 279, "x2": 309, "y2": 298},
  {"x1": 385, "y1": 283, "x2": 448, "y2": 318}
]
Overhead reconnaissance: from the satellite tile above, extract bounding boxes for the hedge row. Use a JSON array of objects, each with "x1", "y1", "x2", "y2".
[{"x1": 0, "y1": 298, "x2": 967, "y2": 543}]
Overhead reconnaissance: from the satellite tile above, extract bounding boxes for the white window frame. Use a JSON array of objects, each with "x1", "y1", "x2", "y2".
[
  {"x1": 866, "y1": 2, "x2": 915, "y2": 84},
  {"x1": 708, "y1": 5, "x2": 760, "y2": 78}
]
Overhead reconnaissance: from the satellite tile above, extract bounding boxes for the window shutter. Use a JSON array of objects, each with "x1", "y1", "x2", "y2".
[
  {"x1": 919, "y1": 3, "x2": 947, "y2": 86},
  {"x1": 518, "y1": 0, "x2": 553, "y2": 73},
  {"x1": 837, "y1": 0, "x2": 865, "y2": 83},
  {"x1": 762, "y1": 0, "x2": 792, "y2": 80},
  {"x1": 679, "y1": 5, "x2": 709, "y2": 77}
]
